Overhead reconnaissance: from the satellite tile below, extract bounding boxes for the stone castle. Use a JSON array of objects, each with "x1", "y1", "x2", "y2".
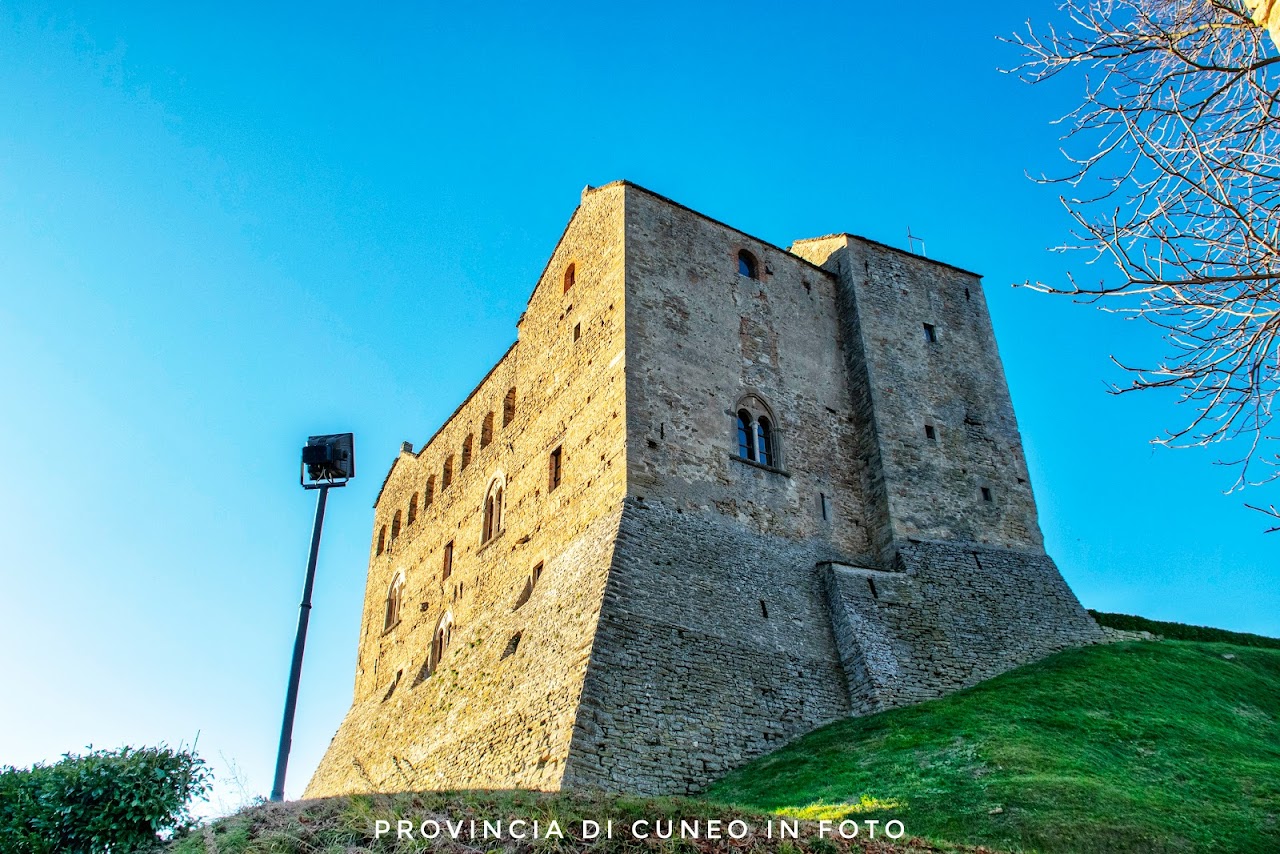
[{"x1": 304, "y1": 181, "x2": 1102, "y2": 798}]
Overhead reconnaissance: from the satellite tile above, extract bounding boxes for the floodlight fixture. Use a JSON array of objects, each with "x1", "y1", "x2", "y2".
[
  {"x1": 301, "y1": 432, "x2": 355, "y2": 487},
  {"x1": 272, "y1": 431, "x2": 355, "y2": 802}
]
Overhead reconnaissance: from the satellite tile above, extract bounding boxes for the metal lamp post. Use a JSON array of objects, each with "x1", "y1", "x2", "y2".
[{"x1": 270, "y1": 433, "x2": 354, "y2": 802}]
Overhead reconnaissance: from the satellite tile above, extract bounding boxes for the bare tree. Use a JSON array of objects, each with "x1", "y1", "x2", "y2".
[{"x1": 1007, "y1": 0, "x2": 1280, "y2": 491}]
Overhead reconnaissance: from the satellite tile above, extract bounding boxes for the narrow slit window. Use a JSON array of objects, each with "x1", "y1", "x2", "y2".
[
  {"x1": 442, "y1": 456, "x2": 453, "y2": 489},
  {"x1": 923, "y1": 323, "x2": 938, "y2": 343},
  {"x1": 442, "y1": 540, "x2": 453, "y2": 580},
  {"x1": 407, "y1": 493, "x2": 418, "y2": 525},
  {"x1": 480, "y1": 412, "x2": 494, "y2": 448},
  {"x1": 424, "y1": 476, "x2": 435, "y2": 508},
  {"x1": 376, "y1": 525, "x2": 386, "y2": 556},
  {"x1": 820, "y1": 492, "x2": 828, "y2": 520},
  {"x1": 391, "y1": 510, "x2": 402, "y2": 543},
  {"x1": 384, "y1": 574, "x2": 404, "y2": 630},
  {"x1": 461, "y1": 434, "x2": 473, "y2": 470},
  {"x1": 503, "y1": 387, "x2": 517, "y2": 427},
  {"x1": 573, "y1": 322, "x2": 581, "y2": 342},
  {"x1": 549, "y1": 446, "x2": 563, "y2": 491},
  {"x1": 759, "y1": 599, "x2": 769, "y2": 619},
  {"x1": 483, "y1": 479, "x2": 503, "y2": 542},
  {"x1": 564, "y1": 262, "x2": 575, "y2": 293}
]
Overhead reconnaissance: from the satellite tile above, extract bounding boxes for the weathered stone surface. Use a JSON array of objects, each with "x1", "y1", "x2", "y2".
[{"x1": 305, "y1": 181, "x2": 1102, "y2": 800}]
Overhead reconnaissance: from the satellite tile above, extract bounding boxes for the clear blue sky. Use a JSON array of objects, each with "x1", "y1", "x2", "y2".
[{"x1": 1, "y1": 0, "x2": 1275, "y2": 811}]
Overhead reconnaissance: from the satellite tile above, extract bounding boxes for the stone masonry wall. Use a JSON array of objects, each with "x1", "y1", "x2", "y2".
[
  {"x1": 563, "y1": 499, "x2": 851, "y2": 796},
  {"x1": 822, "y1": 543, "x2": 1104, "y2": 716},
  {"x1": 622, "y1": 187, "x2": 874, "y2": 564},
  {"x1": 305, "y1": 183, "x2": 631, "y2": 797},
  {"x1": 791, "y1": 236, "x2": 1043, "y2": 559}
]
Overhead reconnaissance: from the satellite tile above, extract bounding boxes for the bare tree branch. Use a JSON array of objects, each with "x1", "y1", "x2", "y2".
[{"x1": 1005, "y1": 0, "x2": 1280, "y2": 493}]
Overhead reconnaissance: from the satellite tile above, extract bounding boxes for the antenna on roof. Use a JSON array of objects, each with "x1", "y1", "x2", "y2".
[{"x1": 907, "y1": 226, "x2": 927, "y2": 257}]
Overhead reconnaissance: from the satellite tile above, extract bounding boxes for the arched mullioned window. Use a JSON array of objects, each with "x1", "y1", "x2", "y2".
[
  {"x1": 376, "y1": 525, "x2": 387, "y2": 556},
  {"x1": 482, "y1": 476, "x2": 505, "y2": 543},
  {"x1": 461, "y1": 434, "x2": 473, "y2": 470},
  {"x1": 756, "y1": 416, "x2": 775, "y2": 467},
  {"x1": 384, "y1": 572, "x2": 405, "y2": 631},
  {"x1": 408, "y1": 493, "x2": 418, "y2": 525},
  {"x1": 738, "y1": 249, "x2": 759, "y2": 279},
  {"x1": 503, "y1": 387, "x2": 517, "y2": 427},
  {"x1": 734, "y1": 395, "x2": 781, "y2": 468},
  {"x1": 442, "y1": 456, "x2": 454, "y2": 489},
  {"x1": 480, "y1": 412, "x2": 494, "y2": 449},
  {"x1": 391, "y1": 510, "x2": 402, "y2": 543},
  {"x1": 564, "y1": 262, "x2": 576, "y2": 293},
  {"x1": 429, "y1": 611, "x2": 455, "y2": 675}
]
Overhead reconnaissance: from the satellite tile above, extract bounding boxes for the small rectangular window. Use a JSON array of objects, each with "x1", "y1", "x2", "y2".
[
  {"x1": 981, "y1": 487, "x2": 993, "y2": 502},
  {"x1": 532, "y1": 561, "x2": 544, "y2": 584},
  {"x1": 573, "y1": 322, "x2": 581, "y2": 342},
  {"x1": 549, "y1": 446, "x2": 563, "y2": 491},
  {"x1": 442, "y1": 541, "x2": 454, "y2": 580},
  {"x1": 923, "y1": 323, "x2": 938, "y2": 343},
  {"x1": 924, "y1": 424, "x2": 937, "y2": 441}
]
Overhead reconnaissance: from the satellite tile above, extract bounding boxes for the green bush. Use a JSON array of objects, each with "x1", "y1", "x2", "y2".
[
  {"x1": 0, "y1": 745, "x2": 211, "y2": 853},
  {"x1": 1089, "y1": 609, "x2": 1280, "y2": 649}
]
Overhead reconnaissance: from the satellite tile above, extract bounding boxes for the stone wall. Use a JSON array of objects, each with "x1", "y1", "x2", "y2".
[
  {"x1": 305, "y1": 182, "x2": 631, "y2": 797},
  {"x1": 563, "y1": 499, "x2": 851, "y2": 796},
  {"x1": 792, "y1": 235, "x2": 1043, "y2": 560},
  {"x1": 822, "y1": 543, "x2": 1103, "y2": 716},
  {"x1": 623, "y1": 187, "x2": 874, "y2": 565}
]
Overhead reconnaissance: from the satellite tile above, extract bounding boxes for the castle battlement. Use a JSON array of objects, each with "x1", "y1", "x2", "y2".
[{"x1": 305, "y1": 182, "x2": 1102, "y2": 798}]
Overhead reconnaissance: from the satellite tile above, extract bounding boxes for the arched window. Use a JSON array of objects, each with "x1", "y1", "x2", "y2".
[
  {"x1": 564, "y1": 262, "x2": 576, "y2": 293},
  {"x1": 480, "y1": 412, "x2": 494, "y2": 448},
  {"x1": 757, "y1": 416, "x2": 775, "y2": 467},
  {"x1": 503, "y1": 387, "x2": 517, "y2": 427},
  {"x1": 442, "y1": 456, "x2": 453, "y2": 489},
  {"x1": 384, "y1": 573, "x2": 404, "y2": 630},
  {"x1": 737, "y1": 409, "x2": 754, "y2": 461},
  {"x1": 376, "y1": 525, "x2": 387, "y2": 556},
  {"x1": 408, "y1": 493, "x2": 418, "y2": 525},
  {"x1": 391, "y1": 510, "x2": 402, "y2": 544},
  {"x1": 734, "y1": 395, "x2": 782, "y2": 469},
  {"x1": 429, "y1": 612, "x2": 454, "y2": 675},
  {"x1": 482, "y1": 476, "x2": 505, "y2": 543},
  {"x1": 738, "y1": 249, "x2": 759, "y2": 279},
  {"x1": 424, "y1": 476, "x2": 435, "y2": 508},
  {"x1": 461, "y1": 434, "x2": 473, "y2": 470}
]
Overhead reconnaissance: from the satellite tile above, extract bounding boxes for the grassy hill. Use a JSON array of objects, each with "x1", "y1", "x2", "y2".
[
  {"x1": 176, "y1": 625, "x2": 1279, "y2": 854},
  {"x1": 705, "y1": 640, "x2": 1280, "y2": 853}
]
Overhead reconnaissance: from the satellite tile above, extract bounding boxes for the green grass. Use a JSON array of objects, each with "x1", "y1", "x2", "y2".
[
  {"x1": 704, "y1": 641, "x2": 1280, "y2": 853},
  {"x1": 1090, "y1": 611, "x2": 1280, "y2": 650}
]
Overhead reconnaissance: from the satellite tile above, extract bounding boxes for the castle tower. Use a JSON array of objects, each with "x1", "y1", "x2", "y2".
[{"x1": 304, "y1": 182, "x2": 1102, "y2": 799}]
